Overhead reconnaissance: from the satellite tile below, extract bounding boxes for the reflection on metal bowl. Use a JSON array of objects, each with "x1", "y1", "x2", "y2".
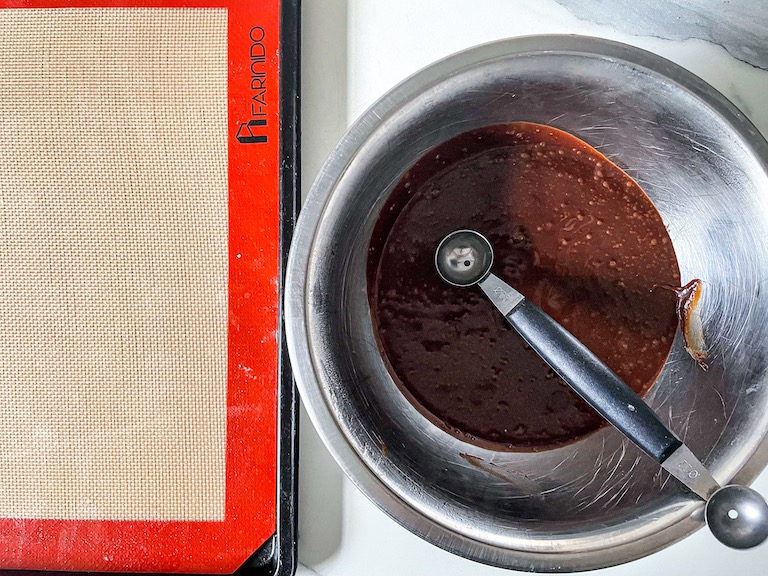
[{"x1": 285, "y1": 35, "x2": 768, "y2": 571}]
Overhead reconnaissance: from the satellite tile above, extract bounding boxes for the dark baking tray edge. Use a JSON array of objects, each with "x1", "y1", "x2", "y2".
[{"x1": 238, "y1": 0, "x2": 300, "y2": 573}]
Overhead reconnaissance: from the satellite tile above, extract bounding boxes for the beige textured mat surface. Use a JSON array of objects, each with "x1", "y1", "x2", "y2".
[{"x1": 0, "y1": 8, "x2": 228, "y2": 521}]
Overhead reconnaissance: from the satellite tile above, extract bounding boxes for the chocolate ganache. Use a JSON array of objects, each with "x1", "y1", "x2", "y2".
[{"x1": 367, "y1": 122, "x2": 680, "y2": 450}]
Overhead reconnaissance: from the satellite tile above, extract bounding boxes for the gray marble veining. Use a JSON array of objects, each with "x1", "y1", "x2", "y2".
[{"x1": 555, "y1": 0, "x2": 768, "y2": 70}]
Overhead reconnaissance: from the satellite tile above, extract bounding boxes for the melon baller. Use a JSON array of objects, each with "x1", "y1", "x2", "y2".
[{"x1": 435, "y1": 229, "x2": 768, "y2": 549}]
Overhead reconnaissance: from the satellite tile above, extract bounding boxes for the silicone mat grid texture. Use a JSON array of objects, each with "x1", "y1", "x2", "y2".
[{"x1": 0, "y1": 8, "x2": 228, "y2": 521}]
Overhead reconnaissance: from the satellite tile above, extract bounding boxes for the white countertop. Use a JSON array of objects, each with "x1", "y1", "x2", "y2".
[{"x1": 297, "y1": 1, "x2": 768, "y2": 574}]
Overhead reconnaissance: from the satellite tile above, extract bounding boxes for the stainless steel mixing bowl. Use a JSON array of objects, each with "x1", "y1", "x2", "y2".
[{"x1": 285, "y1": 36, "x2": 768, "y2": 571}]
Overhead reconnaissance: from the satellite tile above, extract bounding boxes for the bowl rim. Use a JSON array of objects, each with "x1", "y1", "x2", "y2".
[{"x1": 285, "y1": 34, "x2": 768, "y2": 572}]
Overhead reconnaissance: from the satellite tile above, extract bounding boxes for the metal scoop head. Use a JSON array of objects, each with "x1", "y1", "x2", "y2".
[{"x1": 435, "y1": 229, "x2": 494, "y2": 287}]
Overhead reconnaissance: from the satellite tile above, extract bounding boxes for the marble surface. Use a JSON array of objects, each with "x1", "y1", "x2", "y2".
[
  {"x1": 297, "y1": 1, "x2": 768, "y2": 574},
  {"x1": 555, "y1": 0, "x2": 768, "y2": 70}
]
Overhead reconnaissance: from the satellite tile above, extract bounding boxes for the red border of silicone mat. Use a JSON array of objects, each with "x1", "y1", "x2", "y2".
[{"x1": 0, "y1": 1, "x2": 280, "y2": 572}]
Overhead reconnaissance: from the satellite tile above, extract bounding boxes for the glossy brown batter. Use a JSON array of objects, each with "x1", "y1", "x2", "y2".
[{"x1": 367, "y1": 122, "x2": 681, "y2": 450}]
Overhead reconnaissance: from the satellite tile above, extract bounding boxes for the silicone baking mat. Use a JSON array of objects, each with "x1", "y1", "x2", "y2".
[{"x1": 0, "y1": 1, "x2": 298, "y2": 573}]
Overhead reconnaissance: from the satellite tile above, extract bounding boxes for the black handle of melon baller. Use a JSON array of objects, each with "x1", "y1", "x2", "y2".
[
  {"x1": 475, "y1": 273, "x2": 719, "y2": 501},
  {"x1": 507, "y1": 299, "x2": 681, "y2": 463}
]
